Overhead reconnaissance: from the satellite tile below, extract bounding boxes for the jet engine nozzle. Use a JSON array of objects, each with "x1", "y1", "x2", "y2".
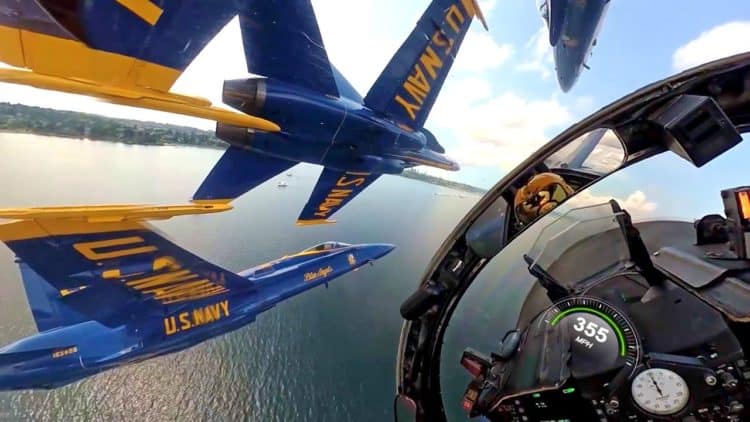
[
  {"x1": 216, "y1": 123, "x2": 255, "y2": 149},
  {"x1": 223, "y1": 78, "x2": 267, "y2": 117}
]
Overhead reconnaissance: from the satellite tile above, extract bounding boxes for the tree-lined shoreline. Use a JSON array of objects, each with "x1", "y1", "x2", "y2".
[{"x1": 0, "y1": 102, "x2": 486, "y2": 194}]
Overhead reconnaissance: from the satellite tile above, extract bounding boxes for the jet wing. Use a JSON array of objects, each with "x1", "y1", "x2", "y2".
[
  {"x1": 0, "y1": 1, "x2": 279, "y2": 131},
  {"x1": 297, "y1": 168, "x2": 381, "y2": 225},
  {"x1": 0, "y1": 203, "x2": 253, "y2": 332},
  {"x1": 193, "y1": 146, "x2": 299, "y2": 202},
  {"x1": 239, "y1": 0, "x2": 339, "y2": 97}
]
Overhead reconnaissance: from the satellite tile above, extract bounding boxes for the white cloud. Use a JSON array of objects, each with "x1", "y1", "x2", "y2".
[
  {"x1": 673, "y1": 21, "x2": 750, "y2": 72},
  {"x1": 454, "y1": 32, "x2": 514, "y2": 72},
  {"x1": 515, "y1": 24, "x2": 554, "y2": 80},
  {"x1": 314, "y1": 0, "x2": 420, "y2": 93},
  {"x1": 566, "y1": 189, "x2": 657, "y2": 219},
  {"x1": 437, "y1": 92, "x2": 573, "y2": 169},
  {"x1": 572, "y1": 95, "x2": 595, "y2": 115}
]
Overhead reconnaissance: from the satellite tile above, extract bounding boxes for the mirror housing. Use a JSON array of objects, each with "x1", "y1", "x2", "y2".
[{"x1": 649, "y1": 94, "x2": 741, "y2": 167}]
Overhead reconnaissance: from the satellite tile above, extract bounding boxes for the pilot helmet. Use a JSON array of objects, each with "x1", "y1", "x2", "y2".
[{"x1": 513, "y1": 172, "x2": 575, "y2": 225}]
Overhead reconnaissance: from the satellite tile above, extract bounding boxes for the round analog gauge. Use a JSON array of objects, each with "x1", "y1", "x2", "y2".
[
  {"x1": 631, "y1": 368, "x2": 690, "y2": 416},
  {"x1": 540, "y1": 297, "x2": 641, "y2": 379}
]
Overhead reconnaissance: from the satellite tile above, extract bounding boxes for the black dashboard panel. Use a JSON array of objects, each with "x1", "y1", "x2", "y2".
[
  {"x1": 586, "y1": 277, "x2": 742, "y2": 362},
  {"x1": 491, "y1": 387, "x2": 602, "y2": 421}
]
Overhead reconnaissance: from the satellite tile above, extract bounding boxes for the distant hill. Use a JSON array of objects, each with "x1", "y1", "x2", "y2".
[
  {"x1": 0, "y1": 102, "x2": 487, "y2": 194},
  {"x1": 0, "y1": 102, "x2": 224, "y2": 148},
  {"x1": 400, "y1": 169, "x2": 486, "y2": 195}
]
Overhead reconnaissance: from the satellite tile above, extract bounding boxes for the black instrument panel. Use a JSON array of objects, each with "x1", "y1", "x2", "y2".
[{"x1": 493, "y1": 387, "x2": 603, "y2": 421}]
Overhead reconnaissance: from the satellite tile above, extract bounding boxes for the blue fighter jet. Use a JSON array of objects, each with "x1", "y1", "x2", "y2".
[
  {"x1": 536, "y1": 0, "x2": 611, "y2": 92},
  {"x1": 192, "y1": 0, "x2": 488, "y2": 225},
  {"x1": 0, "y1": 203, "x2": 393, "y2": 390}
]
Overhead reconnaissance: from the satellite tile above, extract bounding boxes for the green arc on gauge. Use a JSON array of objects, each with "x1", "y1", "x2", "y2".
[{"x1": 550, "y1": 307, "x2": 627, "y2": 357}]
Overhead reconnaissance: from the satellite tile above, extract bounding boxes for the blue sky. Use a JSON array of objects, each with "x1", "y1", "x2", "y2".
[
  {"x1": 420, "y1": 0, "x2": 750, "y2": 188},
  {"x1": 1, "y1": 0, "x2": 749, "y2": 197}
]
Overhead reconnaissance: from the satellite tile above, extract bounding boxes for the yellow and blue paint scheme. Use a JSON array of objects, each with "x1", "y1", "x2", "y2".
[
  {"x1": 191, "y1": 0, "x2": 485, "y2": 225},
  {"x1": 0, "y1": 1, "x2": 279, "y2": 131},
  {"x1": 0, "y1": 204, "x2": 393, "y2": 390}
]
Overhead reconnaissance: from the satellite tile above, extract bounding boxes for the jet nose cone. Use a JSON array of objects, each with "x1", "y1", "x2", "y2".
[
  {"x1": 369, "y1": 243, "x2": 396, "y2": 259},
  {"x1": 553, "y1": 46, "x2": 582, "y2": 92},
  {"x1": 557, "y1": 72, "x2": 577, "y2": 93}
]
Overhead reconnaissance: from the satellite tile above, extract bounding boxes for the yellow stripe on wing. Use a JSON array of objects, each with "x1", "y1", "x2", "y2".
[
  {"x1": 0, "y1": 68, "x2": 281, "y2": 132},
  {"x1": 0, "y1": 27, "x2": 281, "y2": 132},
  {"x1": 0, "y1": 203, "x2": 232, "y2": 221},
  {"x1": 0, "y1": 203, "x2": 233, "y2": 241},
  {"x1": 296, "y1": 219, "x2": 337, "y2": 227},
  {"x1": 0, "y1": 26, "x2": 24, "y2": 68},
  {"x1": 116, "y1": 0, "x2": 164, "y2": 26}
]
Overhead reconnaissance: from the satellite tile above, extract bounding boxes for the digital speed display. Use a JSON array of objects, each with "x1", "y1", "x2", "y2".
[{"x1": 543, "y1": 297, "x2": 641, "y2": 379}]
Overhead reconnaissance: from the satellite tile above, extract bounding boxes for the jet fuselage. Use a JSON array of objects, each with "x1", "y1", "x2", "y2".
[
  {"x1": 543, "y1": 0, "x2": 611, "y2": 92},
  {"x1": 0, "y1": 242, "x2": 393, "y2": 390},
  {"x1": 218, "y1": 76, "x2": 459, "y2": 175}
]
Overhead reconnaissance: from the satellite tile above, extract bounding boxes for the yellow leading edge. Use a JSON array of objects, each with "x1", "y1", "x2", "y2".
[
  {"x1": 295, "y1": 219, "x2": 337, "y2": 227},
  {"x1": 0, "y1": 203, "x2": 232, "y2": 242},
  {"x1": 0, "y1": 25, "x2": 280, "y2": 132},
  {"x1": 0, "y1": 203, "x2": 232, "y2": 222},
  {"x1": 0, "y1": 68, "x2": 280, "y2": 132}
]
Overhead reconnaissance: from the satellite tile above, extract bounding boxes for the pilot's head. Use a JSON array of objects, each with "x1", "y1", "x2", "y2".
[{"x1": 514, "y1": 172, "x2": 575, "y2": 225}]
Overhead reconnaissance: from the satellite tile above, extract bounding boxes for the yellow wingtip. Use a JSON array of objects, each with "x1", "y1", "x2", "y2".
[
  {"x1": 191, "y1": 199, "x2": 233, "y2": 205},
  {"x1": 295, "y1": 219, "x2": 337, "y2": 227}
]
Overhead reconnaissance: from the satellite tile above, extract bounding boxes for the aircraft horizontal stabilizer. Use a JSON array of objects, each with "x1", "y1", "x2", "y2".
[
  {"x1": 297, "y1": 168, "x2": 381, "y2": 225},
  {"x1": 193, "y1": 147, "x2": 298, "y2": 202}
]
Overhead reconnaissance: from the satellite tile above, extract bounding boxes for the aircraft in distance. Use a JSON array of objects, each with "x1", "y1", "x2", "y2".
[
  {"x1": 193, "y1": 0, "x2": 488, "y2": 225},
  {"x1": 535, "y1": 0, "x2": 611, "y2": 91},
  {"x1": 0, "y1": 1, "x2": 279, "y2": 131},
  {"x1": 0, "y1": 203, "x2": 393, "y2": 390}
]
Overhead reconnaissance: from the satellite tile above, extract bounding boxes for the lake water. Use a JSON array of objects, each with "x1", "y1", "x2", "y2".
[{"x1": 0, "y1": 133, "x2": 511, "y2": 421}]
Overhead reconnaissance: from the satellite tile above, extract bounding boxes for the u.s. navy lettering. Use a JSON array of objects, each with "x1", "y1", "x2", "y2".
[{"x1": 393, "y1": 1, "x2": 475, "y2": 121}]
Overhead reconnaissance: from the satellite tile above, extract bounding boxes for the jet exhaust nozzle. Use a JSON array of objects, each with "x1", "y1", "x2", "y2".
[
  {"x1": 223, "y1": 78, "x2": 267, "y2": 117},
  {"x1": 215, "y1": 123, "x2": 255, "y2": 149}
]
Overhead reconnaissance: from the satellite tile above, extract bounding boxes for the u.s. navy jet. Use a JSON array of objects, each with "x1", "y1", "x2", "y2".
[
  {"x1": 193, "y1": 0, "x2": 487, "y2": 225},
  {"x1": 536, "y1": 0, "x2": 611, "y2": 92},
  {"x1": 0, "y1": 0, "x2": 279, "y2": 131},
  {"x1": 0, "y1": 203, "x2": 393, "y2": 390}
]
